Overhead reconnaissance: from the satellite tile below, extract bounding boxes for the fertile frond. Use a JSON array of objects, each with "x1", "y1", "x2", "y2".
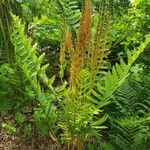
[
  {"x1": 70, "y1": 0, "x2": 92, "y2": 86},
  {"x1": 59, "y1": 0, "x2": 92, "y2": 87},
  {"x1": 76, "y1": 0, "x2": 92, "y2": 68},
  {"x1": 60, "y1": 0, "x2": 112, "y2": 89},
  {"x1": 89, "y1": 0, "x2": 112, "y2": 87}
]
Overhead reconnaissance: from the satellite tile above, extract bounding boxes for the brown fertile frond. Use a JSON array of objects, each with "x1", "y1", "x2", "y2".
[
  {"x1": 60, "y1": 0, "x2": 112, "y2": 89},
  {"x1": 69, "y1": 0, "x2": 92, "y2": 87},
  {"x1": 90, "y1": 0, "x2": 112, "y2": 88},
  {"x1": 60, "y1": 30, "x2": 74, "y2": 65},
  {"x1": 70, "y1": 53, "x2": 80, "y2": 87},
  {"x1": 59, "y1": 28, "x2": 79, "y2": 87},
  {"x1": 76, "y1": 0, "x2": 92, "y2": 68}
]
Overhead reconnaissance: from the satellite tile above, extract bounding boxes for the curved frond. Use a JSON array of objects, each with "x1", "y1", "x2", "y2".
[
  {"x1": 92, "y1": 34, "x2": 150, "y2": 102},
  {"x1": 11, "y1": 14, "x2": 56, "y2": 97}
]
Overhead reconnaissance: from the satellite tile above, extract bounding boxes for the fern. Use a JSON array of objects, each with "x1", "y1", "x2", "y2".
[
  {"x1": 59, "y1": 0, "x2": 112, "y2": 88},
  {"x1": 109, "y1": 116, "x2": 150, "y2": 150},
  {"x1": 59, "y1": 69, "x2": 108, "y2": 149},
  {"x1": 11, "y1": 14, "x2": 58, "y2": 136},
  {"x1": 10, "y1": 1, "x2": 150, "y2": 149},
  {"x1": 58, "y1": 0, "x2": 150, "y2": 149},
  {"x1": 0, "y1": 0, "x2": 14, "y2": 63},
  {"x1": 107, "y1": 63, "x2": 150, "y2": 118},
  {"x1": 59, "y1": 0, "x2": 93, "y2": 87},
  {"x1": 106, "y1": 66, "x2": 150, "y2": 150},
  {"x1": 11, "y1": 14, "x2": 56, "y2": 98},
  {"x1": 56, "y1": 0, "x2": 81, "y2": 31},
  {"x1": 113, "y1": 78, "x2": 150, "y2": 117},
  {"x1": 91, "y1": 34, "x2": 150, "y2": 104}
]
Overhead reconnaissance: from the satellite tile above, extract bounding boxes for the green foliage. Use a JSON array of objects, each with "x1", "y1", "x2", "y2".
[
  {"x1": 56, "y1": 0, "x2": 81, "y2": 30},
  {"x1": 0, "y1": 0, "x2": 149, "y2": 149},
  {"x1": 33, "y1": 94, "x2": 58, "y2": 135},
  {"x1": 110, "y1": 0, "x2": 150, "y2": 64},
  {"x1": 11, "y1": 14, "x2": 56, "y2": 96},
  {"x1": 0, "y1": 64, "x2": 14, "y2": 97},
  {"x1": 23, "y1": 124, "x2": 32, "y2": 136},
  {"x1": 103, "y1": 62, "x2": 150, "y2": 150},
  {"x1": 59, "y1": 69, "x2": 108, "y2": 146},
  {"x1": 0, "y1": 63, "x2": 34, "y2": 111},
  {"x1": 109, "y1": 116, "x2": 150, "y2": 150},
  {"x1": 17, "y1": 0, "x2": 82, "y2": 75},
  {"x1": 113, "y1": 79, "x2": 150, "y2": 117},
  {"x1": 30, "y1": 15, "x2": 61, "y2": 45},
  {"x1": 18, "y1": 0, "x2": 81, "y2": 45},
  {"x1": 2, "y1": 122, "x2": 17, "y2": 134},
  {"x1": 15, "y1": 112, "x2": 27, "y2": 124},
  {"x1": 89, "y1": 33, "x2": 150, "y2": 108},
  {"x1": 11, "y1": 14, "x2": 58, "y2": 135},
  {"x1": 0, "y1": 0, "x2": 22, "y2": 63},
  {"x1": 0, "y1": 0, "x2": 12, "y2": 63}
]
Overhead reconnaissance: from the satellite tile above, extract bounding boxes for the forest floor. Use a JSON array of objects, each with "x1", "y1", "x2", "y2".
[
  {"x1": 0, "y1": 112, "x2": 58, "y2": 150},
  {"x1": 0, "y1": 130, "x2": 57, "y2": 150}
]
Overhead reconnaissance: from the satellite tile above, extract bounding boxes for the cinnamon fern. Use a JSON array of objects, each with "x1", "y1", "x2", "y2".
[
  {"x1": 59, "y1": 0, "x2": 150, "y2": 148},
  {"x1": 59, "y1": 69, "x2": 108, "y2": 150},
  {"x1": 11, "y1": 14, "x2": 55, "y2": 98},
  {"x1": 91, "y1": 34, "x2": 150, "y2": 104},
  {"x1": 110, "y1": 116, "x2": 150, "y2": 150},
  {"x1": 10, "y1": 0, "x2": 150, "y2": 149},
  {"x1": 11, "y1": 14, "x2": 58, "y2": 137},
  {"x1": 60, "y1": 0, "x2": 111, "y2": 88}
]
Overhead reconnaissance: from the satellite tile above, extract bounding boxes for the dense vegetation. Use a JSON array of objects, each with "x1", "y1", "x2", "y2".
[{"x1": 0, "y1": 0, "x2": 150, "y2": 149}]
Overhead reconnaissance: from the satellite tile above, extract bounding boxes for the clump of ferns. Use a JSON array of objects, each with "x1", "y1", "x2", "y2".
[
  {"x1": 104, "y1": 74, "x2": 150, "y2": 150},
  {"x1": 59, "y1": 0, "x2": 150, "y2": 149},
  {"x1": 11, "y1": 0, "x2": 150, "y2": 149},
  {"x1": 59, "y1": 0, "x2": 112, "y2": 148},
  {"x1": 107, "y1": 73, "x2": 150, "y2": 118},
  {"x1": 108, "y1": 115, "x2": 150, "y2": 150}
]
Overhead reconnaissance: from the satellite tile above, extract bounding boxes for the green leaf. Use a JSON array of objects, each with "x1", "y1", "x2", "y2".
[
  {"x1": 131, "y1": 0, "x2": 140, "y2": 6},
  {"x1": 91, "y1": 115, "x2": 108, "y2": 126},
  {"x1": 39, "y1": 64, "x2": 49, "y2": 75},
  {"x1": 48, "y1": 76, "x2": 56, "y2": 85}
]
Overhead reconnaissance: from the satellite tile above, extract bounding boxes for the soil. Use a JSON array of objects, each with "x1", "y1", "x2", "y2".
[{"x1": 0, "y1": 111, "x2": 59, "y2": 150}]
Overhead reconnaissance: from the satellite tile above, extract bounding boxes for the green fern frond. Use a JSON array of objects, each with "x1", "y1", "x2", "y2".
[
  {"x1": 112, "y1": 75, "x2": 150, "y2": 117},
  {"x1": 11, "y1": 14, "x2": 56, "y2": 97},
  {"x1": 92, "y1": 34, "x2": 150, "y2": 102},
  {"x1": 110, "y1": 116, "x2": 150, "y2": 149},
  {"x1": 11, "y1": 14, "x2": 58, "y2": 133},
  {"x1": 60, "y1": 69, "x2": 108, "y2": 145},
  {"x1": 56, "y1": 0, "x2": 81, "y2": 31}
]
